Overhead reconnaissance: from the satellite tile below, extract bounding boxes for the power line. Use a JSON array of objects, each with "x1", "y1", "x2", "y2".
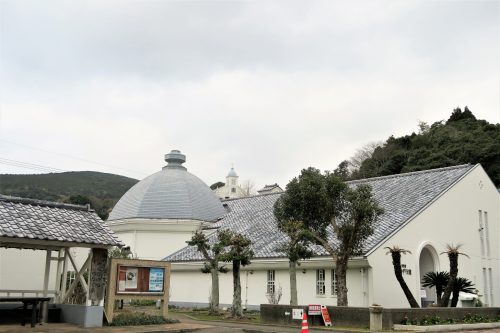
[
  {"x1": 0, "y1": 139, "x2": 148, "y2": 178},
  {"x1": 0, "y1": 157, "x2": 67, "y2": 173}
]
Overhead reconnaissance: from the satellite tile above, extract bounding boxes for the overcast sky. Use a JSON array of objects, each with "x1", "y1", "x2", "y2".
[{"x1": 0, "y1": 0, "x2": 499, "y2": 190}]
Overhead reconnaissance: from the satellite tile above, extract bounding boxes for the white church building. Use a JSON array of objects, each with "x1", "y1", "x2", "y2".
[{"x1": 107, "y1": 150, "x2": 499, "y2": 309}]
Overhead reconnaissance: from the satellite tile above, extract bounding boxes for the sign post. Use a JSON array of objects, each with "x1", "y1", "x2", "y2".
[
  {"x1": 105, "y1": 258, "x2": 171, "y2": 324},
  {"x1": 320, "y1": 305, "x2": 332, "y2": 326}
]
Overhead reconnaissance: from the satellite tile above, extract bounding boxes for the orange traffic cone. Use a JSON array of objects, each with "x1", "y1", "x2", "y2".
[{"x1": 301, "y1": 312, "x2": 309, "y2": 333}]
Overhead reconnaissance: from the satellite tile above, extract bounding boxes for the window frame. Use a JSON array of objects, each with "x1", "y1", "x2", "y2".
[{"x1": 316, "y1": 269, "x2": 326, "y2": 296}]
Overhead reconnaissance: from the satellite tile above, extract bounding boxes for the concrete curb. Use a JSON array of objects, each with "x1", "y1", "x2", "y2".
[{"x1": 393, "y1": 322, "x2": 500, "y2": 331}]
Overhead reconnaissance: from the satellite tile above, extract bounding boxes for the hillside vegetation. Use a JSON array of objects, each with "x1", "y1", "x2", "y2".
[
  {"x1": 347, "y1": 107, "x2": 500, "y2": 186},
  {"x1": 0, "y1": 171, "x2": 138, "y2": 219}
]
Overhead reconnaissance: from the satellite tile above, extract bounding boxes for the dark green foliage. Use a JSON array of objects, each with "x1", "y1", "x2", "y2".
[
  {"x1": 210, "y1": 181, "x2": 225, "y2": 190},
  {"x1": 401, "y1": 313, "x2": 499, "y2": 326},
  {"x1": 274, "y1": 167, "x2": 383, "y2": 306},
  {"x1": 350, "y1": 107, "x2": 500, "y2": 186},
  {"x1": 0, "y1": 171, "x2": 137, "y2": 219},
  {"x1": 451, "y1": 277, "x2": 475, "y2": 307},
  {"x1": 66, "y1": 194, "x2": 92, "y2": 206},
  {"x1": 421, "y1": 271, "x2": 450, "y2": 304},
  {"x1": 218, "y1": 230, "x2": 254, "y2": 267},
  {"x1": 333, "y1": 160, "x2": 351, "y2": 181},
  {"x1": 108, "y1": 312, "x2": 179, "y2": 326},
  {"x1": 129, "y1": 300, "x2": 156, "y2": 306}
]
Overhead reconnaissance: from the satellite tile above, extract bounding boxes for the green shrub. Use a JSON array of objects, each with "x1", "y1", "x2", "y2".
[
  {"x1": 109, "y1": 312, "x2": 179, "y2": 326},
  {"x1": 129, "y1": 300, "x2": 156, "y2": 307}
]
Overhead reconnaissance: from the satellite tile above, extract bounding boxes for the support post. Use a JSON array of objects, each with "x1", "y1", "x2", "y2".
[
  {"x1": 60, "y1": 249, "x2": 68, "y2": 302},
  {"x1": 42, "y1": 250, "x2": 51, "y2": 323},
  {"x1": 54, "y1": 249, "x2": 63, "y2": 302},
  {"x1": 89, "y1": 248, "x2": 108, "y2": 306}
]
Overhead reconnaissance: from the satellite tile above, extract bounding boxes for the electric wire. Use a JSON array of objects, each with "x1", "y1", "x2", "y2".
[
  {"x1": 0, "y1": 139, "x2": 148, "y2": 178},
  {"x1": 0, "y1": 157, "x2": 67, "y2": 173}
]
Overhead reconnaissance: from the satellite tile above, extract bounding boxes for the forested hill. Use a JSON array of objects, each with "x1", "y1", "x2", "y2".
[
  {"x1": 349, "y1": 107, "x2": 500, "y2": 186},
  {"x1": 0, "y1": 171, "x2": 138, "y2": 219}
]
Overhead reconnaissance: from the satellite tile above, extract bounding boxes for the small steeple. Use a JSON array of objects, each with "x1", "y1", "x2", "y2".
[
  {"x1": 227, "y1": 166, "x2": 238, "y2": 177},
  {"x1": 164, "y1": 150, "x2": 187, "y2": 170}
]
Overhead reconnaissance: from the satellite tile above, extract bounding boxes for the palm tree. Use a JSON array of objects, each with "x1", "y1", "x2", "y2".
[
  {"x1": 385, "y1": 246, "x2": 420, "y2": 308},
  {"x1": 421, "y1": 271, "x2": 450, "y2": 304},
  {"x1": 451, "y1": 277, "x2": 475, "y2": 307},
  {"x1": 438, "y1": 244, "x2": 469, "y2": 307}
]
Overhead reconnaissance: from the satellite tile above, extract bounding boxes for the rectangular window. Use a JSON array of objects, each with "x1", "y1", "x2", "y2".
[
  {"x1": 484, "y1": 211, "x2": 490, "y2": 257},
  {"x1": 479, "y1": 210, "x2": 485, "y2": 257},
  {"x1": 331, "y1": 269, "x2": 337, "y2": 296},
  {"x1": 489, "y1": 268, "x2": 494, "y2": 306},
  {"x1": 267, "y1": 270, "x2": 275, "y2": 294},
  {"x1": 66, "y1": 271, "x2": 76, "y2": 291},
  {"x1": 316, "y1": 269, "x2": 325, "y2": 295},
  {"x1": 483, "y1": 268, "x2": 489, "y2": 306}
]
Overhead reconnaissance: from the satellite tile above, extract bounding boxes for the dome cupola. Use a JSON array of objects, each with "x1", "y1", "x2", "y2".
[{"x1": 108, "y1": 150, "x2": 226, "y2": 222}]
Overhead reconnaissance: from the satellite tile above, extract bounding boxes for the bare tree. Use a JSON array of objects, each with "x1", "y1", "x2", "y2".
[
  {"x1": 348, "y1": 141, "x2": 383, "y2": 172},
  {"x1": 240, "y1": 179, "x2": 256, "y2": 197}
]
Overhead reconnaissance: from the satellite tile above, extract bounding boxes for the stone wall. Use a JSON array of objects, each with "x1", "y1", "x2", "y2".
[
  {"x1": 260, "y1": 304, "x2": 500, "y2": 330},
  {"x1": 260, "y1": 304, "x2": 370, "y2": 328}
]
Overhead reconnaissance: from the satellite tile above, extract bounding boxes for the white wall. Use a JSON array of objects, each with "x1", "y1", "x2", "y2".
[
  {"x1": 115, "y1": 230, "x2": 195, "y2": 260},
  {"x1": 108, "y1": 218, "x2": 203, "y2": 260},
  {"x1": 368, "y1": 166, "x2": 500, "y2": 308},
  {"x1": 0, "y1": 247, "x2": 90, "y2": 295},
  {"x1": 169, "y1": 261, "x2": 370, "y2": 307}
]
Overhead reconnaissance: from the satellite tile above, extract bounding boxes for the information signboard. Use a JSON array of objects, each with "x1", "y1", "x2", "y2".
[
  {"x1": 308, "y1": 304, "x2": 321, "y2": 315},
  {"x1": 105, "y1": 258, "x2": 171, "y2": 325},
  {"x1": 116, "y1": 265, "x2": 165, "y2": 294},
  {"x1": 149, "y1": 268, "x2": 164, "y2": 292}
]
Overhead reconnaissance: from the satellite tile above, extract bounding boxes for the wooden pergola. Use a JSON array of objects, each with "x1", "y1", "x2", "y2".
[{"x1": 0, "y1": 195, "x2": 123, "y2": 323}]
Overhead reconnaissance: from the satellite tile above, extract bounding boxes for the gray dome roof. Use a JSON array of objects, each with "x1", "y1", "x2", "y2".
[
  {"x1": 108, "y1": 150, "x2": 226, "y2": 222},
  {"x1": 227, "y1": 167, "x2": 238, "y2": 177}
]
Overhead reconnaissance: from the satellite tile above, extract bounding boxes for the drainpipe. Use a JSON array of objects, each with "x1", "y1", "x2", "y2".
[{"x1": 245, "y1": 271, "x2": 249, "y2": 310}]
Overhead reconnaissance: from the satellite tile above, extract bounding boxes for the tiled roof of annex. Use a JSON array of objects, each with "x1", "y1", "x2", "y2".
[
  {"x1": 165, "y1": 164, "x2": 474, "y2": 262},
  {"x1": 0, "y1": 195, "x2": 123, "y2": 247}
]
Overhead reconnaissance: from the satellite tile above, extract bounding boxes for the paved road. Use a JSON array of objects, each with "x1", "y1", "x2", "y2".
[{"x1": 172, "y1": 313, "x2": 355, "y2": 333}]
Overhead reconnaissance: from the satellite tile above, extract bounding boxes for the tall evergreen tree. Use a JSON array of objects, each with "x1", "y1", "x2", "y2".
[{"x1": 275, "y1": 167, "x2": 382, "y2": 306}]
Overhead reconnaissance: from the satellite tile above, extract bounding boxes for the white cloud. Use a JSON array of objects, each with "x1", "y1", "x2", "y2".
[{"x1": 0, "y1": 0, "x2": 498, "y2": 189}]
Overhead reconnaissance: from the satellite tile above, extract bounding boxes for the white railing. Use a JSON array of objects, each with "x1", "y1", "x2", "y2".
[{"x1": 0, "y1": 289, "x2": 56, "y2": 298}]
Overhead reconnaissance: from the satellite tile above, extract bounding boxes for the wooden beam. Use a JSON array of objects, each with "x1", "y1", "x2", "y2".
[
  {"x1": 62, "y1": 252, "x2": 91, "y2": 303},
  {"x1": 54, "y1": 249, "x2": 63, "y2": 302},
  {"x1": 60, "y1": 249, "x2": 68, "y2": 302}
]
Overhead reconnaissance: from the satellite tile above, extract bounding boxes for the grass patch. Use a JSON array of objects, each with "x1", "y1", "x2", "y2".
[
  {"x1": 184, "y1": 309, "x2": 260, "y2": 323},
  {"x1": 108, "y1": 312, "x2": 179, "y2": 326}
]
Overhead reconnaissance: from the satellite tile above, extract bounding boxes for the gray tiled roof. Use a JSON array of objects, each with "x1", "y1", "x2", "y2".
[
  {"x1": 108, "y1": 168, "x2": 226, "y2": 222},
  {"x1": 0, "y1": 195, "x2": 123, "y2": 247},
  {"x1": 165, "y1": 164, "x2": 474, "y2": 262}
]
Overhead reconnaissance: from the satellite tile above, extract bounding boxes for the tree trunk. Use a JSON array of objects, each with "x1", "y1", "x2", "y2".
[
  {"x1": 335, "y1": 256, "x2": 349, "y2": 306},
  {"x1": 232, "y1": 260, "x2": 242, "y2": 318},
  {"x1": 289, "y1": 261, "x2": 298, "y2": 306},
  {"x1": 436, "y1": 285, "x2": 443, "y2": 305},
  {"x1": 209, "y1": 265, "x2": 219, "y2": 314},
  {"x1": 439, "y1": 252, "x2": 458, "y2": 307},
  {"x1": 451, "y1": 283, "x2": 459, "y2": 307},
  {"x1": 390, "y1": 252, "x2": 420, "y2": 308}
]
